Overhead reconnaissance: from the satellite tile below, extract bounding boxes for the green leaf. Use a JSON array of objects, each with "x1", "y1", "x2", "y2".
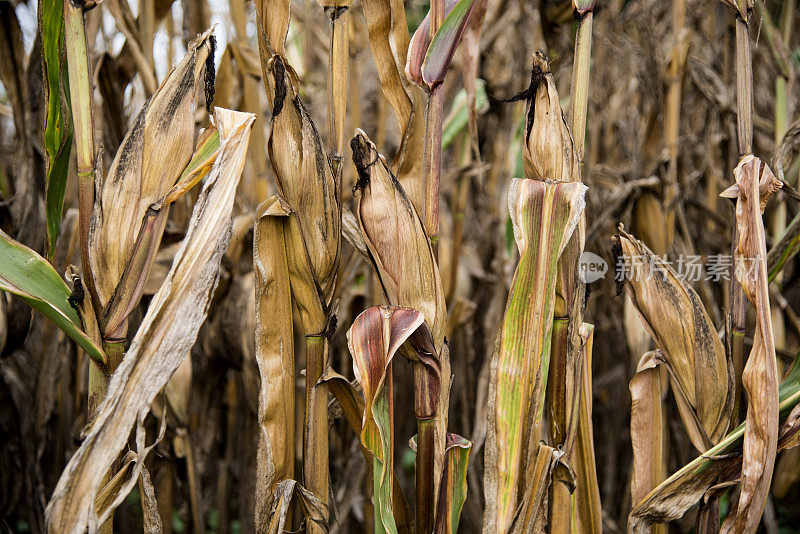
[
  {"x1": 0, "y1": 230, "x2": 105, "y2": 365},
  {"x1": 421, "y1": 0, "x2": 477, "y2": 87},
  {"x1": 436, "y1": 434, "x2": 472, "y2": 534},
  {"x1": 40, "y1": 0, "x2": 74, "y2": 258},
  {"x1": 441, "y1": 78, "x2": 487, "y2": 150},
  {"x1": 406, "y1": 0, "x2": 460, "y2": 89}
]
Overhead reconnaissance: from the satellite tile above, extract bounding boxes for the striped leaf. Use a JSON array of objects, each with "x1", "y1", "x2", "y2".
[
  {"x1": 347, "y1": 306, "x2": 431, "y2": 534},
  {"x1": 435, "y1": 434, "x2": 472, "y2": 534},
  {"x1": 483, "y1": 178, "x2": 586, "y2": 533}
]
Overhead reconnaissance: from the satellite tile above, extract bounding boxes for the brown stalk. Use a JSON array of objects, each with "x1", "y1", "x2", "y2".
[{"x1": 727, "y1": 2, "x2": 754, "y2": 427}]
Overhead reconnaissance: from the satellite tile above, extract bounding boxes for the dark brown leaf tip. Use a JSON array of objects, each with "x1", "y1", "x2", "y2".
[
  {"x1": 204, "y1": 35, "x2": 217, "y2": 114},
  {"x1": 504, "y1": 51, "x2": 549, "y2": 104}
]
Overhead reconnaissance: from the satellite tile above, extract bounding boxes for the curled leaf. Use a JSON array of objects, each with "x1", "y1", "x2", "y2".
[
  {"x1": 406, "y1": 0, "x2": 476, "y2": 91},
  {"x1": 348, "y1": 305, "x2": 431, "y2": 534},
  {"x1": 722, "y1": 155, "x2": 780, "y2": 533}
]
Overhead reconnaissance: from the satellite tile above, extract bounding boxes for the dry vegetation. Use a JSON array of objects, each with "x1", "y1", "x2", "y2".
[{"x1": 1, "y1": 0, "x2": 800, "y2": 532}]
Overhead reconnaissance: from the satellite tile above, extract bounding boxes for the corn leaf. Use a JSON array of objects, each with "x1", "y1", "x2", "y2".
[
  {"x1": 721, "y1": 155, "x2": 782, "y2": 533},
  {"x1": 434, "y1": 433, "x2": 472, "y2": 534},
  {"x1": 628, "y1": 351, "x2": 668, "y2": 534},
  {"x1": 441, "y1": 79, "x2": 488, "y2": 150},
  {"x1": 45, "y1": 108, "x2": 255, "y2": 532},
  {"x1": 573, "y1": 324, "x2": 602, "y2": 534},
  {"x1": 406, "y1": 0, "x2": 459, "y2": 90},
  {"x1": 0, "y1": 229, "x2": 105, "y2": 365},
  {"x1": 351, "y1": 131, "x2": 446, "y2": 350},
  {"x1": 319, "y1": 368, "x2": 414, "y2": 534},
  {"x1": 348, "y1": 306, "x2": 432, "y2": 534},
  {"x1": 361, "y1": 0, "x2": 427, "y2": 213},
  {"x1": 253, "y1": 196, "x2": 296, "y2": 526},
  {"x1": 264, "y1": 55, "x2": 341, "y2": 313},
  {"x1": 421, "y1": 0, "x2": 477, "y2": 88},
  {"x1": 483, "y1": 178, "x2": 586, "y2": 533},
  {"x1": 615, "y1": 226, "x2": 733, "y2": 451},
  {"x1": 267, "y1": 479, "x2": 329, "y2": 534},
  {"x1": 40, "y1": 0, "x2": 74, "y2": 258},
  {"x1": 254, "y1": 0, "x2": 291, "y2": 58}
]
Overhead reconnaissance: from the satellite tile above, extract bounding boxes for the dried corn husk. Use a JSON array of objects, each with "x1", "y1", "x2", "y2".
[
  {"x1": 351, "y1": 130, "x2": 446, "y2": 350},
  {"x1": 89, "y1": 29, "x2": 216, "y2": 336},
  {"x1": 721, "y1": 155, "x2": 781, "y2": 533},
  {"x1": 615, "y1": 226, "x2": 733, "y2": 452}
]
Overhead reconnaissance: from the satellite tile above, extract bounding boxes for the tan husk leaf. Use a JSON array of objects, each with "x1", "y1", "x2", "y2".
[
  {"x1": 89, "y1": 28, "x2": 216, "y2": 311},
  {"x1": 45, "y1": 108, "x2": 255, "y2": 533},
  {"x1": 267, "y1": 479, "x2": 329, "y2": 534},
  {"x1": 254, "y1": 0, "x2": 291, "y2": 57},
  {"x1": 351, "y1": 130, "x2": 447, "y2": 350},
  {"x1": 629, "y1": 351, "x2": 668, "y2": 534},
  {"x1": 139, "y1": 465, "x2": 163, "y2": 534},
  {"x1": 522, "y1": 51, "x2": 578, "y2": 183},
  {"x1": 263, "y1": 55, "x2": 341, "y2": 308},
  {"x1": 360, "y1": 0, "x2": 427, "y2": 213},
  {"x1": 616, "y1": 226, "x2": 733, "y2": 451}
]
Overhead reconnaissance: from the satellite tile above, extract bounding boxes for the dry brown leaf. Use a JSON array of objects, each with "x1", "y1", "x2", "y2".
[
  {"x1": 361, "y1": 0, "x2": 427, "y2": 213},
  {"x1": 253, "y1": 196, "x2": 296, "y2": 526},
  {"x1": 89, "y1": 28, "x2": 216, "y2": 319},
  {"x1": 629, "y1": 351, "x2": 668, "y2": 534},
  {"x1": 721, "y1": 155, "x2": 780, "y2": 533},
  {"x1": 521, "y1": 51, "x2": 578, "y2": 183}
]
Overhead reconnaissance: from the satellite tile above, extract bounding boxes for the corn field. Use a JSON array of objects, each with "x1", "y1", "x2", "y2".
[{"x1": 1, "y1": 0, "x2": 800, "y2": 532}]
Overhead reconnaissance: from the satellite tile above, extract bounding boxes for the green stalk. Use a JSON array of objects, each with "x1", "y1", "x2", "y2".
[
  {"x1": 304, "y1": 334, "x2": 329, "y2": 534},
  {"x1": 63, "y1": 0, "x2": 100, "y2": 318}
]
